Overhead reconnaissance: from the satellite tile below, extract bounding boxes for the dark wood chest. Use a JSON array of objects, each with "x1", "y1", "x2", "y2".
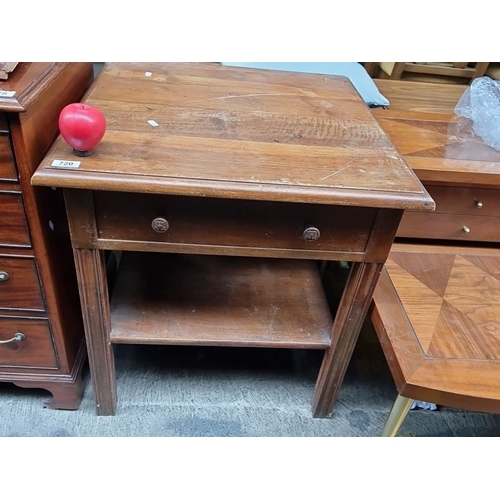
[{"x1": 0, "y1": 62, "x2": 93, "y2": 408}]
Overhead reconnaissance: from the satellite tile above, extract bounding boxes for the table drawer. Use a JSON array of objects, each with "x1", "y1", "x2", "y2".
[
  {"x1": 426, "y1": 185, "x2": 500, "y2": 217},
  {"x1": 0, "y1": 133, "x2": 17, "y2": 181},
  {"x1": 94, "y1": 192, "x2": 377, "y2": 255},
  {"x1": 0, "y1": 257, "x2": 45, "y2": 311},
  {"x1": 0, "y1": 318, "x2": 57, "y2": 369},
  {"x1": 0, "y1": 192, "x2": 31, "y2": 247},
  {"x1": 397, "y1": 211, "x2": 500, "y2": 243}
]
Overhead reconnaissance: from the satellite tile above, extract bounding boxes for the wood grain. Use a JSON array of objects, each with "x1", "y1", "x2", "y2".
[
  {"x1": 372, "y1": 245, "x2": 500, "y2": 413},
  {"x1": 93, "y1": 191, "x2": 377, "y2": 258},
  {"x1": 40, "y1": 63, "x2": 427, "y2": 416},
  {"x1": 312, "y1": 261, "x2": 384, "y2": 417},
  {"x1": 110, "y1": 252, "x2": 332, "y2": 348},
  {"x1": 10, "y1": 62, "x2": 93, "y2": 372},
  {"x1": 0, "y1": 256, "x2": 44, "y2": 311},
  {"x1": 32, "y1": 63, "x2": 433, "y2": 212},
  {"x1": 0, "y1": 62, "x2": 92, "y2": 409},
  {"x1": 0, "y1": 318, "x2": 57, "y2": 368},
  {"x1": 375, "y1": 111, "x2": 500, "y2": 187},
  {"x1": 374, "y1": 104, "x2": 500, "y2": 242},
  {"x1": 0, "y1": 132, "x2": 17, "y2": 181},
  {"x1": 373, "y1": 79, "x2": 467, "y2": 113},
  {"x1": 73, "y1": 248, "x2": 115, "y2": 415},
  {"x1": 397, "y1": 211, "x2": 500, "y2": 243},
  {"x1": 0, "y1": 192, "x2": 31, "y2": 246},
  {"x1": 0, "y1": 62, "x2": 53, "y2": 112}
]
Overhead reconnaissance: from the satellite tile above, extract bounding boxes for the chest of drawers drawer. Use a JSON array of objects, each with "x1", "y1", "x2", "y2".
[
  {"x1": 0, "y1": 192, "x2": 31, "y2": 247},
  {"x1": 0, "y1": 256, "x2": 45, "y2": 311},
  {"x1": 397, "y1": 211, "x2": 500, "y2": 242},
  {"x1": 94, "y1": 192, "x2": 378, "y2": 257},
  {"x1": 0, "y1": 318, "x2": 57, "y2": 369},
  {"x1": 396, "y1": 184, "x2": 500, "y2": 242},
  {"x1": 0, "y1": 133, "x2": 17, "y2": 181},
  {"x1": 425, "y1": 185, "x2": 500, "y2": 216}
]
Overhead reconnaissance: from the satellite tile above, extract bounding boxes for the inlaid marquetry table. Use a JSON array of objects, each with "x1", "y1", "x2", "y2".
[
  {"x1": 372, "y1": 243, "x2": 500, "y2": 436},
  {"x1": 31, "y1": 62, "x2": 433, "y2": 416}
]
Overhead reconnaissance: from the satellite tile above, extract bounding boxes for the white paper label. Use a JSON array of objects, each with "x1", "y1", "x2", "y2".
[
  {"x1": 0, "y1": 90, "x2": 16, "y2": 98},
  {"x1": 145, "y1": 72, "x2": 152, "y2": 77},
  {"x1": 51, "y1": 159, "x2": 81, "y2": 168},
  {"x1": 147, "y1": 120, "x2": 158, "y2": 127}
]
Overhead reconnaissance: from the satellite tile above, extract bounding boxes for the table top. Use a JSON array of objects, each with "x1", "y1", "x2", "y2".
[
  {"x1": 372, "y1": 242, "x2": 500, "y2": 411},
  {"x1": 0, "y1": 62, "x2": 56, "y2": 112},
  {"x1": 32, "y1": 62, "x2": 433, "y2": 211},
  {"x1": 373, "y1": 79, "x2": 468, "y2": 114},
  {"x1": 375, "y1": 109, "x2": 500, "y2": 188}
]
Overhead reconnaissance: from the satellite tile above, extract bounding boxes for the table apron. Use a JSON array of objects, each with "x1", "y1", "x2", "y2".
[{"x1": 96, "y1": 238, "x2": 368, "y2": 261}]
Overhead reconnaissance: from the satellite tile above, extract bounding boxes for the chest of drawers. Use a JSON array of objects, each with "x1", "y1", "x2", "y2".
[
  {"x1": 0, "y1": 63, "x2": 93, "y2": 408},
  {"x1": 375, "y1": 110, "x2": 500, "y2": 243}
]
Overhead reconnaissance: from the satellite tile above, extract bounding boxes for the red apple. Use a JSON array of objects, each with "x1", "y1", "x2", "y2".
[{"x1": 58, "y1": 103, "x2": 107, "y2": 156}]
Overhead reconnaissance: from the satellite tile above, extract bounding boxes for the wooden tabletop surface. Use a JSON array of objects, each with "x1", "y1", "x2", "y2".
[
  {"x1": 32, "y1": 62, "x2": 433, "y2": 211},
  {"x1": 372, "y1": 79, "x2": 500, "y2": 188},
  {"x1": 375, "y1": 109, "x2": 500, "y2": 187},
  {"x1": 372, "y1": 242, "x2": 500, "y2": 411},
  {"x1": 373, "y1": 79, "x2": 468, "y2": 114}
]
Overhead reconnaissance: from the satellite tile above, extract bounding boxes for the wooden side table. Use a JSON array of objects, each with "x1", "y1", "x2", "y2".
[{"x1": 32, "y1": 63, "x2": 433, "y2": 417}]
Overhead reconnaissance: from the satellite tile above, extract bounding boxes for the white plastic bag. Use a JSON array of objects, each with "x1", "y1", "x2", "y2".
[{"x1": 455, "y1": 76, "x2": 500, "y2": 151}]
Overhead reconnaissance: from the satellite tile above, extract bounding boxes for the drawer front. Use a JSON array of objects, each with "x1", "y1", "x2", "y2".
[
  {"x1": 397, "y1": 211, "x2": 500, "y2": 243},
  {"x1": 0, "y1": 257, "x2": 45, "y2": 311},
  {"x1": 426, "y1": 185, "x2": 500, "y2": 217},
  {"x1": 94, "y1": 192, "x2": 377, "y2": 255},
  {"x1": 0, "y1": 192, "x2": 31, "y2": 247},
  {"x1": 0, "y1": 318, "x2": 57, "y2": 369},
  {"x1": 0, "y1": 133, "x2": 17, "y2": 181}
]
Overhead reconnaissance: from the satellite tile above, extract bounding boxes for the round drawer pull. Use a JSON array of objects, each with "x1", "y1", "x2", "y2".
[
  {"x1": 0, "y1": 271, "x2": 10, "y2": 282},
  {"x1": 151, "y1": 217, "x2": 169, "y2": 233},
  {"x1": 475, "y1": 200, "x2": 483, "y2": 208},
  {"x1": 0, "y1": 332, "x2": 26, "y2": 345},
  {"x1": 463, "y1": 225, "x2": 471, "y2": 234},
  {"x1": 302, "y1": 226, "x2": 321, "y2": 242}
]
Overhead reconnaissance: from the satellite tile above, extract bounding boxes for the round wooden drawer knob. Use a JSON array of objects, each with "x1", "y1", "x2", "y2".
[
  {"x1": 302, "y1": 226, "x2": 321, "y2": 242},
  {"x1": 0, "y1": 271, "x2": 9, "y2": 282},
  {"x1": 151, "y1": 217, "x2": 169, "y2": 233},
  {"x1": 463, "y1": 225, "x2": 471, "y2": 234},
  {"x1": 475, "y1": 200, "x2": 483, "y2": 208}
]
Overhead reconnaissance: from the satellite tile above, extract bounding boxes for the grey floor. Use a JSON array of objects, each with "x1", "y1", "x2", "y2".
[{"x1": 2, "y1": 318, "x2": 500, "y2": 437}]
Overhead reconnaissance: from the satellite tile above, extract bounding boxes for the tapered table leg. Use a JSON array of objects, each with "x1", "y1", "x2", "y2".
[
  {"x1": 312, "y1": 262, "x2": 383, "y2": 418},
  {"x1": 73, "y1": 248, "x2": 116, "y2": 415},
  {"x1": 381, "y1": 395, "x2": 414, "y2": 437}
]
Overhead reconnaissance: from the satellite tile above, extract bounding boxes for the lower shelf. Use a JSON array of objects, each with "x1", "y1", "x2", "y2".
[{"x1": 110, "y1": 252, "x2": 333, "y2": 349}]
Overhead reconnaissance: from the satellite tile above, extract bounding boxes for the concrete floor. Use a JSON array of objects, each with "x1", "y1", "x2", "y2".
[{"x1": 2, "y1": 316, "x2": 500, "y2": 437}]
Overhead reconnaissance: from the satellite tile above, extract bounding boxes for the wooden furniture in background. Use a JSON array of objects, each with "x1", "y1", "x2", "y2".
[
  {"x1": 32, "y1": 62, "x2": 433, "y2": 417},
  {"x1": 374, "y1": 79, "x2": 468, "y2": 113},
  {"x1": 373, "y1": 107, "x2": 500, "y2": 244},
  {"x1": 372, "y1": 244, "x2": 500, "y2": 437},
  {"x1": 370, "y1": 79, "x2": 500, "y2": 435},
  {"x1": 0, "y1": 62, "x2": 93, "y2": 408},
  {"x1": 366, "y1": 62, "x2": 489, "y2": 84},
  {"x1": 0, "y1": 63, "x2": 18, "y2": 80}
]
